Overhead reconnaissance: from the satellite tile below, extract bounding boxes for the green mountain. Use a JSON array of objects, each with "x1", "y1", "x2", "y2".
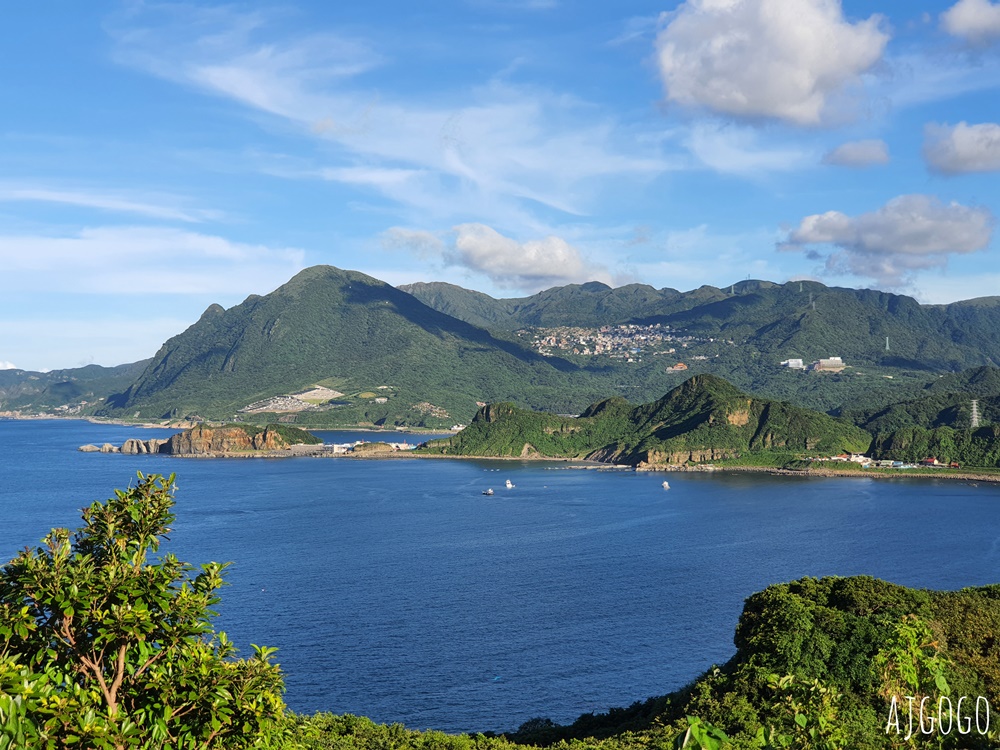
[
  {"x1": 400, "y1": 280, "x2": 707, "y2": 329},
  {"x1": 401, "y1": 278, "x2": 1000, "y2": 418},
  {"x1": 836, "y1": 366, "x2": 1000, "y2": 466},
  {"x1": 97, "y1": 266, "x2": 614, "y2": 426},
  {"x1": 423, "y1": 374, "x2": 871, "y2": 466},
  {"x1": 0, "y1": 361, "x2": 150, "y2": 414},
  {"x1": 405, "y1": 278, "x2": 1000, "y2": 371},
  {"x1": 15, "y1": 272, "x2": 1000, "y2": 427}
]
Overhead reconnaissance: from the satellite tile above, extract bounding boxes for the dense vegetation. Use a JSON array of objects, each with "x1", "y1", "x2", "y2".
[
  {"x1": 0, "y1": 361, "x2": 150, "y2": 414},
  {"x1": 422, "y1": 375, "x2": 872, "y2": 466},
  {"x1": 830, "y1": 366, "x2": 1000, "y2": 466},
  {"x1": 94, "y1": 266, "x2": 616, "y2": 425},
  {"x1": 5, "y1": 475, "x2": 999, "y2": 748},
  {"x1": 0, "y1": 474, "x2": 285, "y2": 748},
  {"x1": 9, "y1": 270, "x2": 1000, "y2": 428},
  {"x1": 404, "y1": 279, "x2": 1000, "y2": 373},
  {"x1": 505, "y1": 576, "x2": 1000, "y2": 749}
]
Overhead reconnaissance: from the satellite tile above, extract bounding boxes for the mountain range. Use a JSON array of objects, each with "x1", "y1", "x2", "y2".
[{"x1": 5, "y1": 266, "x2": 1000, "y2": 433}]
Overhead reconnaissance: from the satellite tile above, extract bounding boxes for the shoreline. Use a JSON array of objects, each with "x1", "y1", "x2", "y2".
[
  {"x1": 1, "y1": 412, "x2": 456, "y2": 435},
  {"x1": 80, "y1": 442, "x2": 1000, "y2": 482},
  {"x1": 667, "y1": 463, "x2": 1000, "y2": 484}
]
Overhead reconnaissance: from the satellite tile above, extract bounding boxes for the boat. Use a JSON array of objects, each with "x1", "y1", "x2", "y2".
[
  {"x1": 482, "y1": 488, "x2": 494, "y2": 495},
  {"x1": 662, "y1": 481, "x2": 670, "y2": 490},
  {"x1": 505, "y1": 479, "x2": 515, "y2": 489}
]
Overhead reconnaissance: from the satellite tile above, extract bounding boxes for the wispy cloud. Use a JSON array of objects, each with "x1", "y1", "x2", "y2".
[
  {"x1": 106, "y1": 4, "x2": 672, "y2": 230},
  {"x1": 0, "y1": 225, "x2": 305, "y2": 294},
  {"x1": 879, "y1": 51, "x2": 1000, "y2": 109},
  {"x1": 0, "y1": 185, "x2": 219, "y2": 222},
  {"x1": 686, "y1": 123, "x2": 815, "y2": 175},
  {"x1": 822, "y1": 139, "x2": 890, "y2": 167}
]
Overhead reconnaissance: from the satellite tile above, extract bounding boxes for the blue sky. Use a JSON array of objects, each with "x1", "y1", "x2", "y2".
[{"x1": 2, "y1": 0, "x2": 1000, "y2": 371}]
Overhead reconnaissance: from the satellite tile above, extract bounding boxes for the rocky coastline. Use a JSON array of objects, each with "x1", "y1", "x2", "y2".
[{"x1": 79, "y1": 424, "x2": 314, "y2": 457}]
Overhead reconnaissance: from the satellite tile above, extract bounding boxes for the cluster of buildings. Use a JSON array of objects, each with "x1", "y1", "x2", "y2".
[
  {"x1": 781, "y1": 356, "x2": 846, "y2": 373},
  {"x1": 812, "y1": 453, "x2": 961, "y2": 470},
  {"x1": 517, "y1": 323, "x2": 727, "y2": 361}
]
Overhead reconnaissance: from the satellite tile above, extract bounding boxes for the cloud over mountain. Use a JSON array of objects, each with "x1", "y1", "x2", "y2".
[
  {"x1": 384, "y1": 223, "x2": 610, "y2": 291},
  {"x1": 779, "y1": 194, "x2": 995, "y2": 287}
]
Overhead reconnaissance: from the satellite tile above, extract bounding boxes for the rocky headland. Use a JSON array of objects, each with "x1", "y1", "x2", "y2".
[{"x1": 79, "y1": 424, "x2": 320, "y2": 457}]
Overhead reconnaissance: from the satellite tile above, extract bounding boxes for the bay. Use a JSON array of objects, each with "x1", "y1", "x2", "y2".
[{"x1": 2, "y1": 419, "x2": 999, "y2": 733}]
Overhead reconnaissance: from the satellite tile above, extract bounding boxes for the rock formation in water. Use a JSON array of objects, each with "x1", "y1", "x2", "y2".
[{"x1": 80, "y1": 424, "x2": 320, "y2": 456}]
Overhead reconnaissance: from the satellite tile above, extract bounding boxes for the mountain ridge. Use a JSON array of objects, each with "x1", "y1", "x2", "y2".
[
  {"x1": 423, "y1": 373, "x2": 872, "y2": 466},
  {"x1": 97, "y1": 266, "x2": 614, "y2": 425}
]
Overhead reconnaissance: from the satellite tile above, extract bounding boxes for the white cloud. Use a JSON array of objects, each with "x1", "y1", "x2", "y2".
[
  {"x1": 0, "y1": 361, "x2": 17, "y2": 370},
  {"x1": 822, "y1": 139, "x2": 890, "y2": 167},
  {"x1": 0, "y1": 226, "x2": 305, "y2": 294},
  {"x1": 779, "y1": 194, "x2": 995, "y2": 287},
  {"x1": 451, "y1": 223, "x2": 609, "y2": 288},
  {"x1": 924, "y1": 122, "x2": 1000, "y2": 174},
  {"x1": 0, "y1": 185, "x2": 219, "y2": 222},
  {"x1": 686, "y1": 123, "x2": 814, "y2": 174},
  {"x1": 941, "y1": 0, "x2": 1000, "y2": 45},
  {"x1": 655, "y1": 0, "x2": 888, "y2": 126},
  {"x1": 384, "y1": 223, "x2": 611, "y2": 290}
]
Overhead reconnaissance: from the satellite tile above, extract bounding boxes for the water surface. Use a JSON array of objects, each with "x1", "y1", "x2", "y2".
[{"x1": 2, "y1": 419, "x2": 998, "y2": 732}]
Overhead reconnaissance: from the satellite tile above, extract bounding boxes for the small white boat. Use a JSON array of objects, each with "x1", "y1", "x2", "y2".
[
  {"x1": 505, "y1": 479, "x2": 515, "y2": 489},
  {"x1": 483, "y1": 488, "x2": 494, "y2": 496},
  {"x1": 662, "y1": 481, "x2": 670, "y2": 490}
]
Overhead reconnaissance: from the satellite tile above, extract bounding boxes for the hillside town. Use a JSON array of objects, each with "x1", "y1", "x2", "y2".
[{"x1": 515, "y1": 323, "x2": 730, "y2": 361}]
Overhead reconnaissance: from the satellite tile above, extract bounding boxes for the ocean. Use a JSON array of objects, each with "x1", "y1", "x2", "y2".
[{"x1": 2, "y1": 418, "x2": 999, "y2": 733}]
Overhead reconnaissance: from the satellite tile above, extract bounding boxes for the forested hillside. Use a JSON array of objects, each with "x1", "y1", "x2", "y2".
[
  {"x1": 96, "y1": 266, "x2": 616, "y2": 424},
  {"x1": 424, "y1": 374, "x2": 871, "y2": 466}
]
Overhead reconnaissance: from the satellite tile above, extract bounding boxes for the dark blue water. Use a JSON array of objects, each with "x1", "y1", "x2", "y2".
[{"x1": 2, "y1": 419, "x2": 1000, "y2": 732}]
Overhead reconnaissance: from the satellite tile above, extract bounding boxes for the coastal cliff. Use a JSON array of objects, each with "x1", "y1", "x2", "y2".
[{"x1": 80, "y1": 424, "x2": 321, "y2": 456}]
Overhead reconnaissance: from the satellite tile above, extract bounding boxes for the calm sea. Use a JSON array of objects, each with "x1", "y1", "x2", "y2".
[{"x1": 2, "y1": 419, "x2": 1000, "y2": 733}]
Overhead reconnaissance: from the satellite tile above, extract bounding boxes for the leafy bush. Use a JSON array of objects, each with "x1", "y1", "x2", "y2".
[{"x1": 0, "y1": 473, "x2": 285, "y2": 748}]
